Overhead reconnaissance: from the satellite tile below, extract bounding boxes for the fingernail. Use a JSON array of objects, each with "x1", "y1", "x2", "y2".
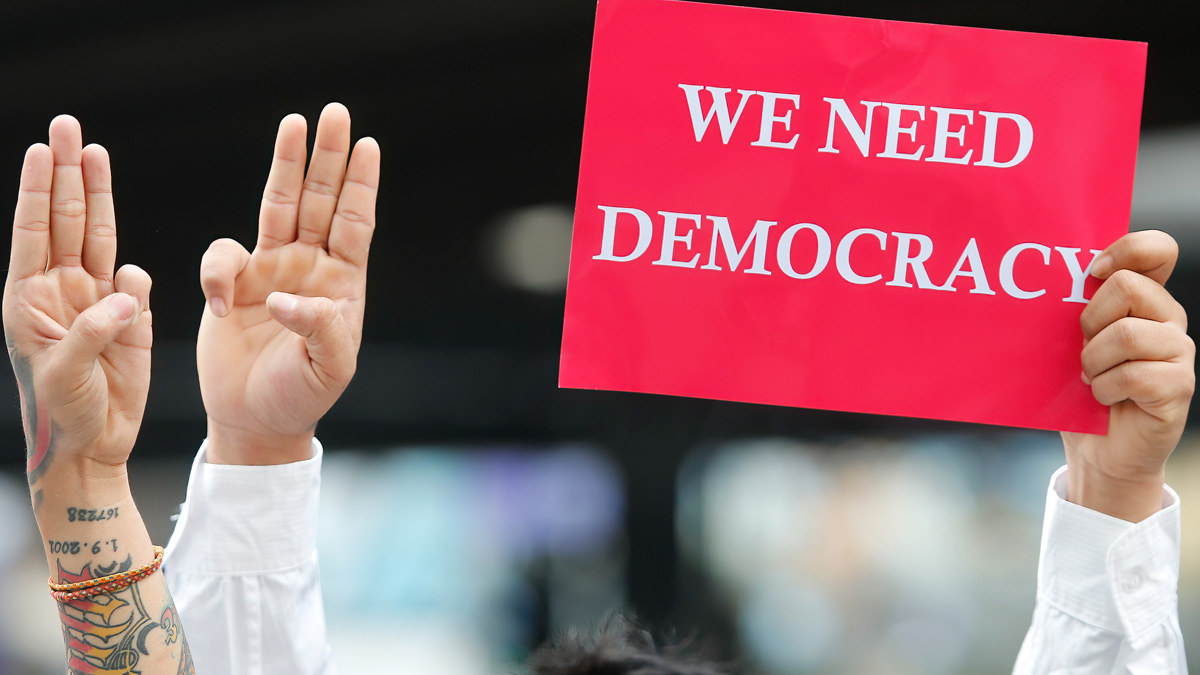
[
  {"x1": 106, "y1": 293, "x2": 136, "y2": 321},
  {"x1": 1081, "y1": 371, "x2": 1092, "y2": 385},
  {"x1": 211, "y1": 297, "x2": 227, "y2": 317},
  {"x1": 267, "y1": 293, "x2": 297, "y2": 317},
  {"x1": 1090, "y1": 255, "x2": 1111, "y2": 278}
]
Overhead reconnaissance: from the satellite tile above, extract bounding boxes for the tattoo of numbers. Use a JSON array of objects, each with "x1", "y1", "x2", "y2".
[{"x1": 68, "y1": 507, "x2": 120, "y2": 522}]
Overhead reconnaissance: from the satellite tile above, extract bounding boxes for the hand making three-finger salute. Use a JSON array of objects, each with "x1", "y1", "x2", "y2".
[
  {"x1": 163, "y1": 103, "x2": 379, "y2": 675},
  {"x1": 196, "y1": 103, "x2": 380, "y2": 465},
  {"x1": 4, "y1": 116, "x2": 194, "y2": 673}
]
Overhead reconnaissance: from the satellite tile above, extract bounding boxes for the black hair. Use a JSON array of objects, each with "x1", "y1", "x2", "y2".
[{"x1": 526, "y1": 613, "x2": 731, "y2": 675}]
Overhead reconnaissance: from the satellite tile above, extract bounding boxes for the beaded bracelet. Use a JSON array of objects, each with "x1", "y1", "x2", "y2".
[{"x1": 48, "y1": 546, "x2": 164, "y2": 602}]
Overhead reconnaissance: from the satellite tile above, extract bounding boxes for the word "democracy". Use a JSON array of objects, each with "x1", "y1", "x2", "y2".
[{"x1": 593, "y1": 206, "x2": 1100, "y2": 303}]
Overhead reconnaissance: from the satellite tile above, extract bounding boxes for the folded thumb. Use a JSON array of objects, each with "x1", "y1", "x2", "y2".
[
  {"x1": 266, "y1": 292, "x2": 354, "y2": 383},
  {"x1": 57, "y1": 293, "x2": 139, "y2": 370}
]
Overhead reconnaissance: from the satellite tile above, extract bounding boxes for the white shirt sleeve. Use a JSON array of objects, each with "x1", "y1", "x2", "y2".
[
  {"x1": 1014, "y1": 465, "x2": 1186, "y2": 674},
  {"x1": 162, "y1": 440, "x2": 338, "y2": 675}
]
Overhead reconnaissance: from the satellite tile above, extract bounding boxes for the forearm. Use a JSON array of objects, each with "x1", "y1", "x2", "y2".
[{"x1": 34, "y1": 468, "x2": 194, "y2": 674}]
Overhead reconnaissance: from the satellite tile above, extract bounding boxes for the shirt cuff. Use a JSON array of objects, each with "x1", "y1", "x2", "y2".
[
  {"x1": 163, "y1": 438, "x2": 323, "y2": 575},
  {"x1": 1036, "y1": 465, "x2": 1181, "y2": 642}
]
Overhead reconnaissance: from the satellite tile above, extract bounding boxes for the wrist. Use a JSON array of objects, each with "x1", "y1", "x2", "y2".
[
  {"x1": 205, "y1": 419, "x2": 315, "y2": 465},
  {"x1": 30, "y1": 458, "x2": 132, "y2": 519},
  {"x1": 33, "y1": 486, "x2": 154, "y2": 582},
  {"x1": 1065, "y1": 459, "x2": 1165, "y2": 523}
]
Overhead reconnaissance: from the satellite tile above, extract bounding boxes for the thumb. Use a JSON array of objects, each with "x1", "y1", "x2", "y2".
[
  {"x1": 56, "y1": 293, "x2": 140, "y2": 373},
  {"x1": 266, "y1": 292, "x2": 356, "y2": 385}
]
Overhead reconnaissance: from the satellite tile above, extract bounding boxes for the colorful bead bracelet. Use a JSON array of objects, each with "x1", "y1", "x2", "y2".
[{"x1": 48, "y1": 546, "x2": 164, "y2": 602}]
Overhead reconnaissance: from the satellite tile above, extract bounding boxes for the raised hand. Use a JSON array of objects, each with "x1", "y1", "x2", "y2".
[
  {"x1": 5, "y1": 117, "x2": 193, "y2": 675},
  {"x1": 197, "y1": 103, "x2": 380, "y2": 464},
  {"x1": 3, "y1": 115, "x2": 152, "y2": 485},
  {"x1": 1062, "y1": 230, "x2": 1195, "y2": 521}
]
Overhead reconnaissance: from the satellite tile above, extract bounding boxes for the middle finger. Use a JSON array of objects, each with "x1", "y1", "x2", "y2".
[
  {"x1": 48, "y1": 115, "x2": 86, "y2": 269},
  {"x1": 296, "y1": 103, "x2": 351, "y2": 248}
]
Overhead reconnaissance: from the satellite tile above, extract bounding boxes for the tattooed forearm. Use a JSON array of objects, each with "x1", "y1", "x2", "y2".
[
  {"x1": 50, "y1": 548, "x2": 194, "y2": 675},
  {"x1": 6, "y1": 338, "x2": 56, "y2": 485},
  {"x1": 160, "y1": 595, "x2": 195, "y2": 675},
  {"x1": 57, "y1": 556, "x2": 156, "y2": 674},
  {"x1": 177, "y1": 642, "x2": 195, "y2": 675},
  {"x1": 159, "y1": 607, "x2": 179, "y2": 646}
]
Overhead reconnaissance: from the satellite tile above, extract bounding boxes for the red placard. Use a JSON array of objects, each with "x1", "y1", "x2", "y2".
[{"x1": 560, "y1": 0, "x2": 1146, "y2": 433}]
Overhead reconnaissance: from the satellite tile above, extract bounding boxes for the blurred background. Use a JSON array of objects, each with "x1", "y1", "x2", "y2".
[{"x1": 1, "y1": 0, "x2": 1199, "y2": 672}]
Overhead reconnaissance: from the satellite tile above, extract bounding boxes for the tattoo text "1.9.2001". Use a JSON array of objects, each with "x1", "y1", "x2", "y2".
[{"x1": 47, "y1": 539, "x2": 119, "y2": 555}]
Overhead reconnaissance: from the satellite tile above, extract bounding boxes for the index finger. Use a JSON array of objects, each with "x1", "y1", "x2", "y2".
[
  {"x1": 9, "y1": 144, "x2": 53, "y2": 281},
  {"x1": 1090, "y1": 230, "x2": 1178, "y2": 286},
  {"x1": 48, "y1": 115, "x2": 86, "y2": 269},
  {"x1": 257, "y1": 114, "x2": 307, "y2": 250}
]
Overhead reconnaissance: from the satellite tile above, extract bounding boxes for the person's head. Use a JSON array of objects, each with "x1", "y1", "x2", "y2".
[{"x1": 526, "y1": 614, "x2": 729, "y2": 675}]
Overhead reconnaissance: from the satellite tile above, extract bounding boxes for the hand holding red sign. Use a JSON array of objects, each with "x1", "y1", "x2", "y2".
[
  {"x1": 562, "y1": 0, "x2": 1149, "y2": 433},
  {"x1": 1066, "y1": 231, "x2": 1194, "y2": 521}
]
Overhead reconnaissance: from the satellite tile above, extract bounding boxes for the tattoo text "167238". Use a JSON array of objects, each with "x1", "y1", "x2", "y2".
[{"x1": 67, "y1": 506, "x2": 119, "y2": 522}]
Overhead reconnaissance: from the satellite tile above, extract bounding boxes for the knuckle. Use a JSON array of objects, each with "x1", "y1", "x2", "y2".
[
  {"x1": 1173, "y1": 298, "x2": 1188, "y2": 330},
  {"x1": 85, "y1": 220, "x2": 116, "y2": 238},
  {"x1": 16, "y1": 218, "x2": 50, "y2": 233},
  {"x1": 303, "y1": 178, "x2": 339, "y2": 198},
  {"x1": 1123, "y1": 234, "x2": 1148, "y2": 260},
  {"x1": 50, "y1": 198, "x2": 86, "y2": 220},
  {"x1": 316, "y1": 298, "x2": 339, "y2": 323},
  {"x1": 1107, "y1": 269, "x2": 1140, "y2": 303},
  {"x1": 335, "y1": 208, "x2": 372, "y2": 226},
  {"x1": 1180, "y1": 364, "x2": 1197, "y2": 396},
  {"x1": 1112, "y1": 318, "x2": 1140, "y2": 350},
  {"x1": 1079, "y1": 305, "x2": 1096, "y2": 333},
  {"x1": 1115, "y1": 366, "x2": 1140, "y2": 395},
  {"x1": 74, "y1": 313, "x2": 108, "y2": 342},
  {"x1": 263, "y1": 189, "x2": 298, "y2": 206},
  {"x1": 257, "y1": 229, "x2": 291, "y2": 246}
]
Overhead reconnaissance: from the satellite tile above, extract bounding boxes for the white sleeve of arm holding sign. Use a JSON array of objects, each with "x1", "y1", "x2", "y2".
[
  {"x1": 1013, "y1": 465, "x2": 1186, "y2": 674},
  {"x1": 162, "y1": 440, "x2": 338, "y2": 675}
]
